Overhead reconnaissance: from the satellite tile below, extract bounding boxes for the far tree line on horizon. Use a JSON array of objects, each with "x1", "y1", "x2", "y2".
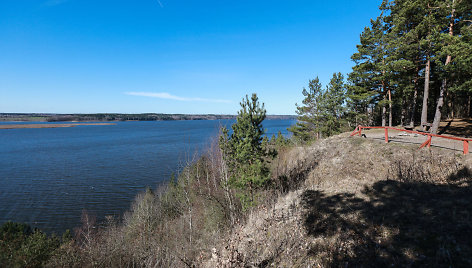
[{"x1": 291, "y1": 0, "x2": 472, "y2": 139}]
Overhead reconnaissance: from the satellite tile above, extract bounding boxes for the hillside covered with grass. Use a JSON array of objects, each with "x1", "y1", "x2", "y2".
[
  {"x1": 203, "y1": 135, "x2": 472, "y2": 267},
  {"x1": 2, "y1": 122, "x2": 471, "y2": 267},
  {"x1": 26, "y1": 134, "x2": 466, "y2": 267}
]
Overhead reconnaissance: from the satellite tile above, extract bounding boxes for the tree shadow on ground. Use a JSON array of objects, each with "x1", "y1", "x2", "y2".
[
  {"x1": 439, "y1": 118, "x2": 472, "y2": 137},
  {"x1": 302, "y1": 168, "x2": 472, "y2": 267}
]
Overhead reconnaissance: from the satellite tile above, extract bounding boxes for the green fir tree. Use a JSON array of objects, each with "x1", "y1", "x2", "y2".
[
  {"x1": 290, "y1": 73, "x2": 347, "y2": 140},
  {"x1": 219, "y1": 93, "x2": 270, "y2": 209},
  {"x1": 288, "y1": 77, "x2": 324, "y2": 141}
]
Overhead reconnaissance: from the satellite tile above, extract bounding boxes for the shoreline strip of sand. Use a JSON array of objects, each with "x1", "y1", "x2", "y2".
[{"x1": 0, "y1": 123, "x2": 116, "y2": 129}]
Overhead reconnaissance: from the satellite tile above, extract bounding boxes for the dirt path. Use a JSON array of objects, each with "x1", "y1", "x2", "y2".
[
  {"x1": 362, "y1": 128, "x2": 468, "y2": 154},
  {"x1": 355, "y1": 119, "x2": 472, "y2": 154}
]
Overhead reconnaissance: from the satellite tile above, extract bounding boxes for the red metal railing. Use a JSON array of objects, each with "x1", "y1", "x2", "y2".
[{"x1": 350, "y1": 125, "x2": 472, "y2": 155}]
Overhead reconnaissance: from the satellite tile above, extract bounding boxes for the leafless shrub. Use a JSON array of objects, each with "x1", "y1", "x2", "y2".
[
  {"x1": 47, "y1": 134, "x2": 472, "y2": 267},
  {"x1": 46, "y1": 134, "x2": 247, "y2": 267}
]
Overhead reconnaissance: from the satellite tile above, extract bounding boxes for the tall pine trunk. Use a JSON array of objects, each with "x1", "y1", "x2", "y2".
[
  {"x1": 388, "y1": 89, "x2": 392, "y2": 127},
  {"x1": 409, "y1": 77, "x2": 419, "y2": 127},
  {"x1": 401, "y1": 97, "x2": 406, "y2": 126},
  {"x1": 409, "y1": 63, "x2": 420, "y2": 127},
  {"x1": 431, "y1": 75, "x2": 449, "y2": 134},
  {"x1": 382, "y1": 94, "x2": 387, "y2": 127},
  {"x1": 421, "y1": 57, "x2": 431, "y2": 131},
  {"x1": 381, "y1": 65, "x2": 387, "y2": 127},
  {"x1": 431, "y1": 0, "x2": 455, "y2": 134},
  {"x1": 446, "y1": 90, "x2": 454, "y2": 119},
  {"x1": 468, "y1": 95, "x2": 471, "y2": 118}
]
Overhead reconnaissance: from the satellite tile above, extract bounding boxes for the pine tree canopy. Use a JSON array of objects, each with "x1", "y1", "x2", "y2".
[{"x1": 219, "y1": 93, "x2": 270, "y2": 208}]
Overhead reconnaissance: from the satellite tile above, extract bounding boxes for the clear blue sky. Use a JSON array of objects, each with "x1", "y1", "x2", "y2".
[{"x1": 0, "y1": 0, "x2": 381, "y2": 115}]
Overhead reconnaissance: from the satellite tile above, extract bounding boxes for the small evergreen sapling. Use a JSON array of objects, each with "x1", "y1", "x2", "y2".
[{"x1": 219, "y1": 94, "x2": 270, "y2": 209}]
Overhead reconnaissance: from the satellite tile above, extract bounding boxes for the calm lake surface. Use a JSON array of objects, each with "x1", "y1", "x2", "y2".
[{"x1": 0, "y1": 120, "x2": 294, "y2": 233}]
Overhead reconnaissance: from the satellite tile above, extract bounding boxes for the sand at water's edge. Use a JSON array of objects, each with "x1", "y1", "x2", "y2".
[{"x1": 0, "y1": 123, "x2": 116, "y2": 129}]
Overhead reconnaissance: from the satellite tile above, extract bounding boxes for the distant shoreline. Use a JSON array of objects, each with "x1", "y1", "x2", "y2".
[
  {"x1": 0, "y1": 123, "x2": 116, "y2": 129},
  {"x1": 0, "y1": 113, "x2": 297, "y2": 122}
]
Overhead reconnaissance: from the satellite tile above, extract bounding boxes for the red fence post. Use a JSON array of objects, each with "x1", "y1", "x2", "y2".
[
  {"x1": 350, "y1": 125, "x2": 472, "y2": 154},
  {"x1": 420, "y1": 135, "x2": 432, "y2": 149},
  {"x1": 384, "y1": 128, "x2": 388, "y2": 143}
]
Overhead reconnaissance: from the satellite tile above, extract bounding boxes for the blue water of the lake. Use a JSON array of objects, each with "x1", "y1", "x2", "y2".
[{"x1": 0, "y1": 120, "x2": 294, "y2": 233}]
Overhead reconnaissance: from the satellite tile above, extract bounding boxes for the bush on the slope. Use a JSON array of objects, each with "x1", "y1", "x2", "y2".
[
  {"x1": 0, "y1": 221, "x2": 62, "y2": 268},
  {"x1": 46, "y1": 136, "x2": 252, "y2": 267}
]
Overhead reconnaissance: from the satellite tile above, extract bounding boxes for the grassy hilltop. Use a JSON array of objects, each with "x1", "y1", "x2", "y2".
[
  {"x1": 203, "y1": 135, "x2": 472, "y2": 267},
  {"x1": 2, "y1": 94, "x2": 471, "y2": 267},
  {"x1": 36, "y1": 133, "x2": 469, "y2": 267},
  {"x1": 2, "y1": 128, "x2": 471, "y2": 267}
]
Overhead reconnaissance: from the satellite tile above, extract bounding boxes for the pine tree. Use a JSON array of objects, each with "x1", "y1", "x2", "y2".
[
  {"x1": 219, "y1": 93, "x2": 270, "y2": 209},
  {"x1": 431, "y1": 0, "x2": 472, "y2": 133},
  {"x1": 347, "y1": 0, "x2": 472, "y2": 129},
  {"x1": 348, "y1": 14, "x2": 393, "y2": 127},
  {"x1": 288, "y1": 77, "x2": 324, "y2": 141},
  {"x1": 385, "y1": 0, "x2": 427, "y2": 127},
  {"x1": 319, "y1": 73, "x2": 346, "y2": 137},
  {"x1": 448, "y1": 13, "x2": 472, "y2": 116},
  {"x1": 289, "y1": 73, "x2": 346, "y2": 140}
]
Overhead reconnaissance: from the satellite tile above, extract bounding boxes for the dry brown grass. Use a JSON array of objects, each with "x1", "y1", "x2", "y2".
[
  {"x1": 46, "y1": 134, "x2": 472, "y2": 267},
  {"x1": 203, "y1": 135, "x2": 472, "y2": 267}
]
